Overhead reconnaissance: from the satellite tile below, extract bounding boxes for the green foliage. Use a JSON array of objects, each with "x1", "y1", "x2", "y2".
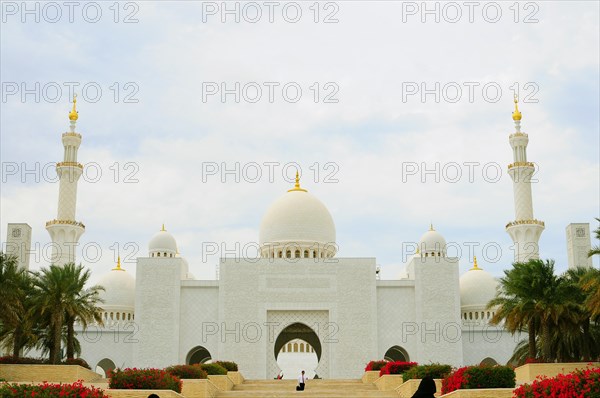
[
  {"x1": 0, "y1": 255, "x2": 104, "y2": 364},
  {"x1": 442, "y1": 365, "x2": 515, "y2": 394},
  {"x1": 214, "y1": 360, "x2": 238, "y2": 371},
  {"x1": 489, "y1": 258, "x2": 600, "y2": 363},
  {"x1": 165, "y1": 364, "x2": 207, "y2": 379},
  {"x1": 200, "y1": 363, "x2": 228, "y2": 375},
  {"x1": 402, "y1": 363, "x2": 452, "y2": 380},
  {"x1": 109, "y1": 368, "x2": 182, "y2": 392},
  {"x1": 0, "y1": 356, "x2": 91, "y2": 369}
]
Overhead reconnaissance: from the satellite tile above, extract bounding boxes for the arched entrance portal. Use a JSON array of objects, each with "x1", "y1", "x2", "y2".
[
  {"x1": 274, "y1": 323, "x2": 321, "y2": 379},
  {"x1": 186, "y1": 346, "x2": 212, "y2": 365},
  {"x1": 267, "y1": 310, "x2": 330, "y2": 379},
  {"x1": 95, "y1": 358, "x2": 116, "y2": 377},
  {"x1": 273, "y1": 322, "x2": 323, "y2": 379},
  {"x1": 384, "y1": 345, "x2": 409, "y2": 362}
]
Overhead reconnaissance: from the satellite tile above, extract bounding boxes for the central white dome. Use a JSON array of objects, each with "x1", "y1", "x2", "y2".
[{"x1": 259, "y1": 176, "x2": 336, "y2": 258}]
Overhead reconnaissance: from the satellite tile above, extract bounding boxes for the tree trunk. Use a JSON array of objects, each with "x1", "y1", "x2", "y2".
[
  {"x1": 12, "y1": 327, "x2": 22, "y2": 357},
  {"x1": 66, "y1": 317, "x2": 75, "y2": 359},
  {"x1": 541, "y1": 321, "x2": 551, "y2": 361},
  {"x1": 582, "y1": 318, "x2": 591, "y2": 362},
  {"x1": 52, "y1": 312, "x2": 62, "y2": 364},
  {"x1": 528, "y1": 318, "x2": 536, "y2": 359}
]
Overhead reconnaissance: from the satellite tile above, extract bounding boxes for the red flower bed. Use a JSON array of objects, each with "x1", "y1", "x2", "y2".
[
  {"x1": 0, "y1": 380, "x2": 108, "y2": 397},
  {"x1": 441, "y1": 365, "x2": 515, "y2": 394},
  {"x1": 379, "y1": 361, "x2": 418, "y2": 376},
  {"x1": 109, "y1": 367, "x2": 182, "y2": 392},
  {"x1": 513, "y1": 366, "x2": 600, "y2": 397},
  {"x1": 365, "y1": 360, "x2": 388, "y2": 372}
]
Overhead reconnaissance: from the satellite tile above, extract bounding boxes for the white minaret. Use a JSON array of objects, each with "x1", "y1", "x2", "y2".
[
  {"x1": 505, "y1": 96, "x2": 545, "y2": 262},
  {"x1": 46, "y1": 95, "x2": 85, "y2": 265}
]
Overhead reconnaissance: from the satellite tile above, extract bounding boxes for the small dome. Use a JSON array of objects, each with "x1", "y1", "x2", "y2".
[
  {"x1": 418, "y1": 226, "x2": 447, "y2": 255},
  {"x1": 259, "y1": 173, "x2": 336, "y2": 257},
  {"x1": 98, "y1": 259, "x2": 135, "y2": 309},
  {"x1": 460, "y1": 259, "x2": 498, "y2": 309},
  {"x1": 148, "y1": 225, "x2": 178, "y2": 256}
]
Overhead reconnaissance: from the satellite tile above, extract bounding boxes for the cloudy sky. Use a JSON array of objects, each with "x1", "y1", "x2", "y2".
[{"x1": 1, "y1": 1, "x2": 598, "y2": 283}]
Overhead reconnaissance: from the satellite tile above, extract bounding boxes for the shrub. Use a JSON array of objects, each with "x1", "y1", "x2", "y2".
[
  {"x1": 0, "y1": 356, "x2": 46, "y2": 364},
  {"x1": 109, "y1": 368, "x2": 182, "y2": 392},
  {"x1": 365, "y1": 360, "x2": 388, "y2": 372},
  {"x1": 0, "y1": 380, "x2": 108, "y2": 397},
  {"x1": 201, "y1": 363, "x2": 228, "y2": 375},
  {"x1": 214, "y1": 360, "x2": 238, "y2": 371},
  {"x1": 63, "y1": 357, "x2": 91, "y2": 369},
  {"x1": 402, "y1": 363, "x2": 452, "y2": 380},
  {"x1": 441, "y1": 365, "x2": 515, "y2": 394},
  {"x1": 379, "y1": 361, "x2": 418, "y2": 376},
  {"x1": 513, "y1": 367, "x2": 600, "y2": 397},
  {"x1": 0, "y1": 355, "x2": 91, "y2": 369},
  {"x1": 165, "y1": 364, "x2": 207, "y2": 379}
]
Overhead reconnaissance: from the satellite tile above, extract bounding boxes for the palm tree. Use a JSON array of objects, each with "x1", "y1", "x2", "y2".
[
  {"x1": 0, "y1": 253, "x2": 24, "y2": 330},
  {"x1": 488, "y1": 259, "x2": 544, "y2": 359},
  {"x1": 488, "y1": 259, "x2": 580, "y2": 361},
  {"x1": 60, "y1": 263, "x2": 104, "y2": 359},
  {"x1": 588, "y1": 218, "x2": 600, "y2": 257},
  {"x1": 580, "y1": 268, "x2": 600, "y2": 321},
  {"x1": 31, "y1": 264, "x2": 74, "y2": 363}
]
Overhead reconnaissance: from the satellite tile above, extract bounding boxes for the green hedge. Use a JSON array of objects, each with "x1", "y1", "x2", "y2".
[
  {"x1": 201, "y1": 363, "x2": 228, "y2": 375},
  {"x1": 165, "y1": 364, "x2": 207, "y2": 379},
  {"x1": 214, "y1": 361, "x2": 238, "y2": 371},
  {"x1": 402, "y1": 364, "x2": 452, "y2": 380},
  {"x1": 442, "y1": 365, "x2": 516, "y2": 394}
]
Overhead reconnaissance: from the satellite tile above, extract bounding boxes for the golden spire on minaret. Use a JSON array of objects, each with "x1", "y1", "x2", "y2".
[
  {"x1": 512, "y1": 94, "x2": 522, "y2": 121},
  {"x1": 288, "y1": 171, "x2": 307, "y2": 192},
  {"x1": 112, "y1": 256, "x2": 124, "y2": 271},
  {"x1": 68, "y1": 94, "x2": 79, "y2": 121},
  {"x1": 471, "y1": 256, "x2": 481, "y2": 271}
]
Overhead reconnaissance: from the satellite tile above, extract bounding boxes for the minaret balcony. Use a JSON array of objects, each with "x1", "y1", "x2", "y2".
[
  {"x1": 505, "y1": 219, "x2": 545, "y2": 229},
  {"x1": 509, "y1": 132, "x2": 528, "y2": 138},
  {"x1": 62, "y1": 132, "x2": 82, "y2": 138},
  {"x1": 46, "y1": 219, "x2": 86, "y2": 229},
  {"x1": 56, "y1": 161, "x2": 83, "y2": 168},
  {"x1": 508, "y1": 161, "x2": 535, "y2": 169}
]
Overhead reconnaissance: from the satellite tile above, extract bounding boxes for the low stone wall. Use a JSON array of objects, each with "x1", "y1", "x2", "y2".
[
  {"x1": 106, "y1": 389, "x2": 185, "y2": 398},
  {"x1": 0, "y1": 364, "x2": 102, "y2": 382},
  {"x1": 396, "y1": 378, "x2": 442, "y2": 397},
  {"x1": 181, "y1": 379, "x2": 220, "y2": 398},
  {"x1": 514, "y1": 362, "x2": 600, "y2": 383},
  {"x1": 374, "y1": 374, "x2": 404, "y2": 390},
  {"x1": 206, "y1": 374, "x2": 233, "y2": 391},
  {"x1": 361, "y1": 371, "x2": 381, "y2": 384},
  {"x1": 227, "y1": 371, "x2": 244, "y2": 385},
  {"x1": 440, "y1": 388, "x2": 514, "y2": 397}
]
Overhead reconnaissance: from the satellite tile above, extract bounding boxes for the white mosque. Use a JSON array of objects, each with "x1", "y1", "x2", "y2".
[{"x1": 9, "y1": 97, "x2": 591, "y2": 379}]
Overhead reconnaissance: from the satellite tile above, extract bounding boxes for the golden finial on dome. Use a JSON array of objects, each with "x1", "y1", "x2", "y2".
[
  {"x1": 512, "y1": 94, "x2": 522, "y2": 121},
  {"x1": 287, "y1": 170, "x2": 307, "y2": 192},
  {"x1": 429, "y1": 223, "x2": 435, "y2": 231},
  {"x1": 471, "y1": 256, "x2": 481, "y2": 271},
  {"x1": 161, "y1": 223, "x2": 166, "y2": 231},
  {"x1": 112, "y1": 255, "x2": 124, "y2": 271},
  {"x1": 69, "y1": 94, "x2": 79, "y2": 121}
]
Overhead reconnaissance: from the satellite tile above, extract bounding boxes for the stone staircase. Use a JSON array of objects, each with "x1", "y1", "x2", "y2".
[{"x1": 216, "y1": 379, "x2": 398, "y2": 398}]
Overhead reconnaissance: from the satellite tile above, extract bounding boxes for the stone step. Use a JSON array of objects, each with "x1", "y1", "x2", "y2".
[{"x1": 216, "y1": 379, "x2": 398, "y2": 398}]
